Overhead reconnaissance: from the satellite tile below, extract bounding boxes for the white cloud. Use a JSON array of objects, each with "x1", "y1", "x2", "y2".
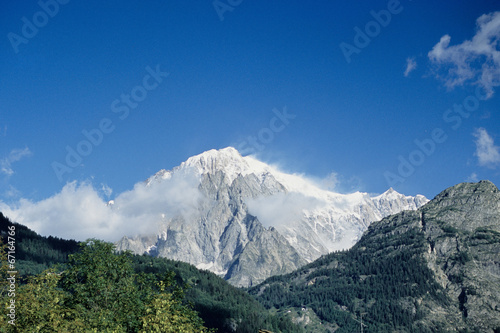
[
  {"x1": 315, "y1": 171, "x2": 364, "y2": 194},
  {"x1": 466, "y1": 172, "x2": 479, "y2": 182},
  {"x1": 0, "y1": 182, "x2": 115, "y2": 241},
  {"x1": 245, "y1": 192, "x2": 327, "y2": 229},
  {"x1": 473, "y1": 128, "x2": 500, "y2": 168},
  {"x1": 0, "y1": 169, "x2": 206, "y2": 242},
  {"x1": 3, "y1": 185, "x2": 21, "y2": 198},
  {"x1": 428, "y1": 11, "x2": 500, "y2": 98},
  {"x1": 321, "y1": 171, "x2": 340, "y2": 191},
  {"x1": 404, "y1": 57, "x2": 417, "y2": 77},
  {"x1": 0, "y1": 147, "x2": 32, "y2": 176}
]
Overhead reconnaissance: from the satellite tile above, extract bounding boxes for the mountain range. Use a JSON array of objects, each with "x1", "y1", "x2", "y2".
[
  {"x1": 2, "y1": 150, "x2": 499, "y2": 331},
  {"x1": 116, "y1": 147, "x2": 428, "y2": 286},
  {"x1": 249, "y1": 180, "x2": 500, "y2": 332}
]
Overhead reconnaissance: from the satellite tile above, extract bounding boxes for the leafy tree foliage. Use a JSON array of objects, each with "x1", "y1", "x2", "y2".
[
  {"x1": 140, "y1": 278, "x2": 211, "y2": 333},
  {"x1": 0, "y1": 214, "x2": 303, "y2": 332},
  {"x1": 132, "y1": 255, "x2": 304, "y2": 333},
  {"x1": 60, "y1": 239, "x2": 146, "y2": 331},
  {"x1": 1, "y1": 238, "x2": 210, "y2": 332},
  {"x1": 14, "y1": 269, "x2": 85, "y2": 332}
]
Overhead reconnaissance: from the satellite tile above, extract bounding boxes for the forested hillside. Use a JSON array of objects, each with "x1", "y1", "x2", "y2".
[
  {"x1": 0, "y1": 213, "x2": 303, "y2": 332},
  {"x1": 249, "y1": 181, "x2": 500, "y2": 332},
  {"x1": 250, "y1": 211, "x2": 447, "y2": 332},
  {"x1": 0, "y1": 212, "x2": 79, "y2": 276}
]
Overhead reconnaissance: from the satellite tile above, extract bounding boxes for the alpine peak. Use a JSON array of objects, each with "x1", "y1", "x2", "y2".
[{"x1": 179, "y1": 147, "x2": 270, "y2": 183}]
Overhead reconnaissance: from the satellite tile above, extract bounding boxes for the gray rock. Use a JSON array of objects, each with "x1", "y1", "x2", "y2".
[
  {"x1": 251, "y1": 180, "x2": 500, "y2": 332},
  {"x1": 419, "y1": 180, "x2": 500, "y2": 331},
  {"x1": 116, "y1": 147, "x2": 427, "y2": 287}
]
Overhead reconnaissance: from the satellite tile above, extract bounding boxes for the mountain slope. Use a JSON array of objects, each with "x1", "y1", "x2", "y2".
[
  {"x1": 116, "y1": 147, "x2": 427, "y2": 286},
  {"x1": 249, "y1": 181, "x2": 500, "y2": 332},
  {"x1": 0, "y1": 214, "x2": 304, "y2": 333},
  {"x1": 0, "y1": 212, "x2": 79, "y2": 276}
]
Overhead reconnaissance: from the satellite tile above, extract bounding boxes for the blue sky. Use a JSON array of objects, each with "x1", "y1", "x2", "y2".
[{"x1": 1, "y1": 0, "x2": 500, "y2": 208}]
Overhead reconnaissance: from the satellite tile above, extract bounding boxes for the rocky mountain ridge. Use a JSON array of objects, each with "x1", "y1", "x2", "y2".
[
  {"x1": 116, "y1": 147, "x2": 428, "y2": 286},
  {"x1": 249, "y1": 180, "x2": 500, "y2": 332}
]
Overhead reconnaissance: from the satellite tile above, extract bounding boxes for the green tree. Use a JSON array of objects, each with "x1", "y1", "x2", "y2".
[
  {"x1": 13, "y1": 269, "x2": 85, "y2": 332},
  {"x1": 58, "y1": 239, "x2": 211, "y2": 332},
  {"x1": 140, "y1": 277, "x2": 212, "y2": 333},
  {"x1": 60, "y1": 239, "x2": 146, "y2": 332}
]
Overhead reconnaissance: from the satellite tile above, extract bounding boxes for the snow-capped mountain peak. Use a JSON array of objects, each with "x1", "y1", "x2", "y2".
[
  {"x1": 179, "y1": 147, "x2": 270, "y2": 183},
  {"x1": 177, "y1": 147, "x2": 338, "y2": 200},
  {"x1": 117, "y1": 147, "x2": 429, "y2": 287}
]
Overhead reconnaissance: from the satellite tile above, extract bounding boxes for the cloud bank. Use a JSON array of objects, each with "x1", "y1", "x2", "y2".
[
  {"x1": 0, "y1": 169, "x2": 204, "y2": 242},
  {"x1": 428, "y1": 11, "x2": 500, "y2": 98},
  {"x1": 245, "y1": 192, "x2": 327, "y2": 229}
]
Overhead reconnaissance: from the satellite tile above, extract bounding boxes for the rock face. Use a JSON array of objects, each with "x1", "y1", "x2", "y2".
[
  {"x1": 360, "y1": 181, "x2": 500, "y2": 331},
  {"x1": 116, "y1": 147, "x2": 427, "y2": 287},
  {"x1": 420, "y1": 180, "x2": 500, "y2": 331},
  {"x1": 250, "y1": 181, "x2": 500, "y2": 332}
]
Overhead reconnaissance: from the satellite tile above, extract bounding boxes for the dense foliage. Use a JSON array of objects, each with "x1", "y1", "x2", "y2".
[
  {"x1": 0, "y1": 214, "x2": 303, "y2": 333},
  {"x1": 132, "y1": 255, "x2": 304, "y2": 333},
  {"x1": 1, "y1": 238, "x2": 212, "y2": 332}
]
